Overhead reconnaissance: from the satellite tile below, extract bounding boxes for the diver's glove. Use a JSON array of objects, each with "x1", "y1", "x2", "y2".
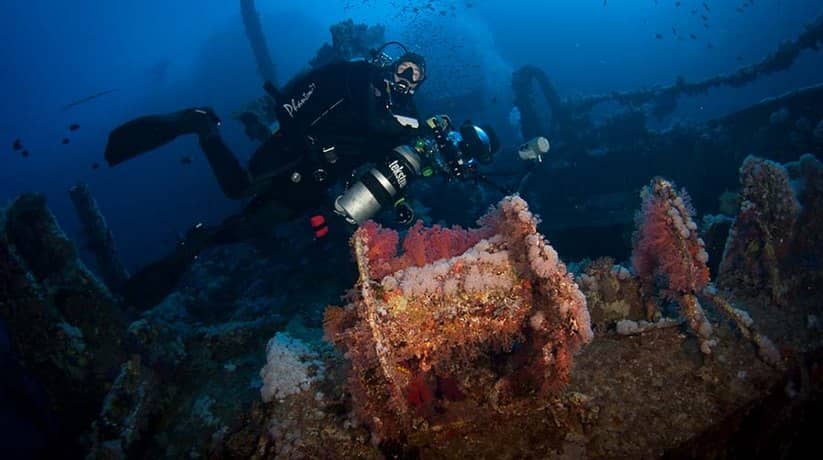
[{"x1": 394, "y1": 199, "x2": 415, "y2": 226}]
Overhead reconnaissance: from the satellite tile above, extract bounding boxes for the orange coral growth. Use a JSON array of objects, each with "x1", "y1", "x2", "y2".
[
  {"x1": 631, "y1": 178, "x2": 716, "y2": 354},
  {"x1": 326, "y1": 195, "x2": 593, "y2": 442},
  {"x1": 360, "y1": 219, "x2": 489, "y2": 280}
]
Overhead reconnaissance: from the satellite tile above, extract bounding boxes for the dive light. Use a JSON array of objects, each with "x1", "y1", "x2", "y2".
[{"x1": 518, "y1": 136, "x2": 550, "y2": 162}]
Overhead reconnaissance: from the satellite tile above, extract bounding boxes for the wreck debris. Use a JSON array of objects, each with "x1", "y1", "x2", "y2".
[
  {"x1": 576, "y1": 257, "x2": 645, "y2": 332},
  {"x1": 631, "y1": 177, "x2": 782, "y2": 367},
  {"x1": 0, "y1": 194, "x2": 126, "y2": 455},
  {"x1": 86, "y1": 356, "x2": 160, "y2": 458},
  {"x1": 309, "y1": 19, "x2": 386, "y2": 68},
  {"x1": 718, "y1": 156, "x2": 800, "y2": 305},
  {"x1": 702, "y1": 286, "x2": 783, "y2": 370},
  {"x1": 511, "y1": 12, "x2": 823, "y2": 147},
  {"x1": 325, "y1": 195, "x2": 593, "y2": 443},
  {"x1": 1, "y1": 183, "x2": 820, "y2": 457},
  {"x1": 91, "y1": 243, "x2": 297, "y2": 458},
  {"x1": 785, "y1": 154, "x2": 823, "y2": 288},
  {"x1": 716, "y1": 154, "x2": 823, "y2": 304},
  {"x1": 575, "y1": 12, "x2": 823, "y2": 117},
  {"x1": 240, "y1": 0, "x2": 276, "y2": 84},
  {"x1": 615, "y1": 317, "x2": 682, "y2": 335},
  {"x1": 69, "y1": 183, "x2": 129, "y2": 292},
  {"x1": 511, "y1": 65, "x2": 571, "y2": 140}
]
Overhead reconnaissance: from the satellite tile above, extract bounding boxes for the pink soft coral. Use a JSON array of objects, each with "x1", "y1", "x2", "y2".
[
  {"x1": 360, "y1": 220, "x2": 486, "y2": 280},
  {"x1": 632, "y1": 177, "x2": 710, "y2": 296},
  {"x1": 402, "y1": 221, "x2": 484, "y2": 267}
]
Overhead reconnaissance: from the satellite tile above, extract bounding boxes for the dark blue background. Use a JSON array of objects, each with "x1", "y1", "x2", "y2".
[{"x1": 1, "y1": 0, "x2": 821, "y2": 271}]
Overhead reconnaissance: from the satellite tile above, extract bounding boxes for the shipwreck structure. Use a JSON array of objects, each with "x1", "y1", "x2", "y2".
[{"x1": 2, "y1": 10, "x2": 823, "y2": 460}]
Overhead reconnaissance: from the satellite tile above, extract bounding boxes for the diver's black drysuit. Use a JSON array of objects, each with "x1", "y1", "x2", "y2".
[
  {"x1": 106, "y1": 59, "x2": 421, "y2": 210},
  {"x1": 104, "y1": 60, "x2": 422, "y2": 306}
]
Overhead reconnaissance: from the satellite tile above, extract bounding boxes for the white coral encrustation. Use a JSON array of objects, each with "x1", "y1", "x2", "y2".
[{"x1": 259, "y1": 332, "x2": 325, "y2": 403}]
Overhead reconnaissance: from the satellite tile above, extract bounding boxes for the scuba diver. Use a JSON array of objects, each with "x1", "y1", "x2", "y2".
[
  {"x1": 104, "y1": 42, "x2": 547, "y2": 307},
  {"x1": 106, "y1": 43, "x2": 430, "y2": 210}
]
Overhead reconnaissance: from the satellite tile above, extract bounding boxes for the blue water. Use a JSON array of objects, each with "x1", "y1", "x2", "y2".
[
  {"x1": 2, "y1": 1, "x2": 823, "y2": 456},
  {"x1": 1, "y1": 0, "x2": 821, "y2": 269}
]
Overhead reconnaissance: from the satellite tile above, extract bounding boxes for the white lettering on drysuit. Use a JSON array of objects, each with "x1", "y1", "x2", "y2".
[{"x1": 283, "y1": 83, "x2": 317, "y2": 118}]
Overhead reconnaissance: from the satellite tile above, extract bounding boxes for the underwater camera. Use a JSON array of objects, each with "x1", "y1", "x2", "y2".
[
  {"x1": 334, "y1": 144, "x2": 423, "y2": 225},
  {"x1": 429, "y1": 116, "x2": 496, "y2": 180},
  {"x1": 334, "y1": 118, "x2": 547, "y2": 225},
  {"x1": 334, "y1": 117, "x2": 498, "y2": 225}
]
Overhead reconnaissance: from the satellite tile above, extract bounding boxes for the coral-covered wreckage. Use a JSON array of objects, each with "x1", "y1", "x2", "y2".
[
  {"x1": 3, "y1": 160, "x2": 823, "y2": 457},
  {"x1": 324, "y1": 196, "x2": 593, "y2": 444}
]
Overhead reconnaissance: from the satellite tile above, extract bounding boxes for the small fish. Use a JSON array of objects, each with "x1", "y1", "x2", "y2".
[
  {"x1": 62, "y1": 138, "x2": 70, "y2": 145},
  {"x1": 91, "y1": 162, "x2": 100, "y2": 170},
  {"x1": 736, "y1": 55, "x2": 743, "y2": 61},
  {"x1": 21, "y1": 150, "x2": 29, "y2": 158},
  {"x1": 690, "y1": 33, "x2": 697, "y2": 40},
  {"x1": 68, "y1": 123, "x2": 80, "y2": 131},
  {"x1": 656, "y1": 33, "x2": 664, "y2": 39},
  {"x1": 706, "y1": 42, "x2": 715, "y2": 49},
  {"x1": 491, "y1": 96, "x2": 498, "y2": 104},
  {"x1": 675, "y1": 1, "x2": 681, "y2": 7},
  {"x1": 703, "y1": 2, "x2": 710, "y2": 12},
  {"x1": 180, "y1": 155, "x2": 193, "y2": 165},
  {"x1": 62, "y1": 89, "x2": 118, "y2": 111},
  {"x1": 12, "y1": 138, "x2": 22, "y2": 151}
]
